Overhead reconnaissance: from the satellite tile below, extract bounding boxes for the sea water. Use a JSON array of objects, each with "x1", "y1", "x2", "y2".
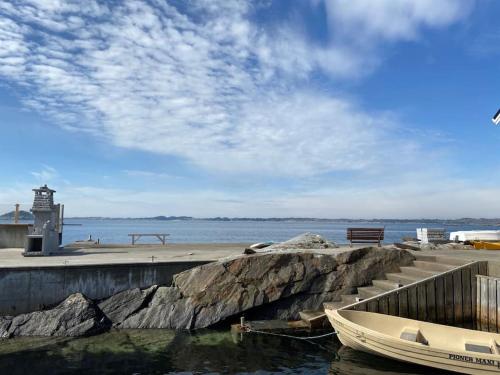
[
  {"x1": 57, "y1": 218, "x2": 497, "y2": 245},
  {"x1": 0, "y1": 329, "x2": 449, "y2": 374}
]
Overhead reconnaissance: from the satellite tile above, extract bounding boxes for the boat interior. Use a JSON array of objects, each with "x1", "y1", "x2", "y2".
[{"x1": 336, "y1": 310, "x2": 500, "y2": 355}]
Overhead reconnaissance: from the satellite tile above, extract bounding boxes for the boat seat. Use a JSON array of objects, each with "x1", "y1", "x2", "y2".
[
  {"x1": 465, "y1": 342, "x2": 492, "y2": 354},
  {"x1": 400, "y1": 328, "x2": 428, "y2": 345}
]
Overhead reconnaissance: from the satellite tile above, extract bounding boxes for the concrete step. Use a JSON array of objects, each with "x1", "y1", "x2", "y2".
[
  {"x1": 413, "y1": 254, "x2": 437, "y2": 262},
  {"x1": 298, "y1": 310, "x2": 327, "y2": 328},
  {"x1": 433, "y1": 256, "x2": 471, "y2": 267},
  {"x1": 341, "y1": 294, "x2": 362, "y2": 305},
  {"x1": 400, "y1": 266, "x2": 441, "y2": 279},
  {"x1": 385, "y1": 272, "x2": 420, "y2": 285},
  {"x1": 372, "y1": 279, "x2": 402, "y2": 290},
  {"x1": 413, "y1": 260, "x2": 455, "y2": 272},
  {"x1": 358, "y1": 286, "x2": 386, "y2": 299}
]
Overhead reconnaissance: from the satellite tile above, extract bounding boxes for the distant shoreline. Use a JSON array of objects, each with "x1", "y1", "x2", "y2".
[
  {"x1": 59, "y1": 217, "x2": 500, "y2": 225},
  {"x1": 2, "y1": 214, "x2": 500, "y2": 225}
]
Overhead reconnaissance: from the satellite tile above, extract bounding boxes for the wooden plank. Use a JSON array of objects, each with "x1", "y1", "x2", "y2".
[
  {"x1": 417, "y1": 284, "x2": 427, "y2": 321},
  {"x1": 435, "y1": 276, "x2": 445, "y2": 324},
  {"x1": 496, "y1": 280, "x2": 500, "y2": 333},
  {"x1": 444, "y1": 273, "x2": 454, "y2": 326},
  {"x1": 471, "y1": 263, "x2": 478, "y2": 327},
  {"x1": 462, "y1": 267, "x2": 472, "y2": 324},
  {"x1": 408, "y1": 285, "x2": 418, "y2": 320},
  {"x1": 453, "y1": 270, "x2": 463, "y2": 326},
  {"x1": 488, "y1": 278, "x2": 497, "y2": 333},
  {"x1": 477, "y1": 275, "x2": 482, "y2": 331},
  {"x1": 426, "y1": 280, "x2": 437, "y2": 323},
  {"x1": 379, "y1": 296, "x2": 389, "y2": 315},
  {"x1": 367, "y1": 299, "x2": 378, "y2": 313},
  {"x1": 388, "y1": 292, "x2": 398, "y2": 316},
  {"x1": 480, "y1": 276, "x2": 489, "y2": 331},
  {"x1": 479, "y1": 261, "x2": 488, "y2": 276},
  {"x1": 398, "y1": 289, "x2": 409, "y2": 318}
]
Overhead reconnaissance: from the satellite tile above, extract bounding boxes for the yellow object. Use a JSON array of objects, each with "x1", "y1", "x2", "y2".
[{"x1": 473, "y1": 241, "x2": 500, "y2": 250}]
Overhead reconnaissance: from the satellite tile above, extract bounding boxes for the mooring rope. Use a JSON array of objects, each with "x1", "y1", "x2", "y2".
[{"x1": 245, "y1": 328, "x2": 337, "y2": 340}]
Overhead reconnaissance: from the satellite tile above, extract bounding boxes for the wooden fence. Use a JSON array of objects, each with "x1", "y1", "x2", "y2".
[
  {"x1": 476, "y1": 274, "x2": 500, "y2": 332},
  {"x1": 345, "y1": 261, "x2": 488, "y2": 329}
]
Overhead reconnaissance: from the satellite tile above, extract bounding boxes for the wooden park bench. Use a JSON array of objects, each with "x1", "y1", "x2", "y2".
[
  {"x1": 347, "y1": 227, "x2": 384, "y2": 247},
  {"x1": 128, "y1": 233, "x2": 170, "y2": 245}
]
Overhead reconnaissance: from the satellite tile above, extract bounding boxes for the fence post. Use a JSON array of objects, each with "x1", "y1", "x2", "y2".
[{"x1": 14, "y1": 203, "x2": 20, "y2": 224}]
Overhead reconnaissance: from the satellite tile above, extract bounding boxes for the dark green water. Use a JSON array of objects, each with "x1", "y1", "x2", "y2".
[{"x1": 0, "y1": 330, "x2": 452, "y2": 374}]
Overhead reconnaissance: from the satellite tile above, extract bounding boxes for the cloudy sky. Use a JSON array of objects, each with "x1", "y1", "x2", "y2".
[{"x1": 0, "y1": 0, "x2": 499, "y2": 218}]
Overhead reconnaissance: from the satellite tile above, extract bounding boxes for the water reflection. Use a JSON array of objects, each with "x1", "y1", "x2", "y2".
[{"x1": 0, "y1": 329, "x2": 452, "y2": 374}]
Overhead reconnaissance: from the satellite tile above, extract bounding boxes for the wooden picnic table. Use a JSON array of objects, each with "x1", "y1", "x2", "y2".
[{"x1": 128, "y1": 233, "x2": 170, "y2": 245}]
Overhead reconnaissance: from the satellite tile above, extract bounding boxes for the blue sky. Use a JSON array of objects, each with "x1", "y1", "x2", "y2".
[{"x1": 0, "y1": 0, "x2": 499, "y2": 218}]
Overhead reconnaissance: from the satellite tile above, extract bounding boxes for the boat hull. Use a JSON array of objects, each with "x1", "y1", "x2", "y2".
[
  {"x1": 326, "y1": 309, "x2": 500, "y2": 374},
  {"x1": 450, "y1": 230, "x2": 500, "y2": 242},
  {"x1": 473, "y1": 242, "x2": 500, "y2": 250}
]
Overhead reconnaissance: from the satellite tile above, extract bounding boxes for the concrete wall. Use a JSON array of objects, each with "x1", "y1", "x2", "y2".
[
  {"x1": 0, "y1": 261, "x2": 208, "y2": 315},
  {"x1": 0, "y1": 224, "x2": 32, "y2": 249}
]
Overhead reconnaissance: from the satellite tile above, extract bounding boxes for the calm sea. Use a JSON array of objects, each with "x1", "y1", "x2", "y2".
[
  {"x1": 0, "y1": 329, "x2": 449, "y2": 375},
  {"x1": 56, "y1": 218, "x2": 497, "y2": 245}
]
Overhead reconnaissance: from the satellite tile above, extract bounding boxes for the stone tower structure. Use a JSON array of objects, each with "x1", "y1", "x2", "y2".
[
  {"x1": 24, "y1": 185, "x2": 62, "y2": 256},
  {"x1": 32, "y1": 185, "x2": 56, "y2": 234}
]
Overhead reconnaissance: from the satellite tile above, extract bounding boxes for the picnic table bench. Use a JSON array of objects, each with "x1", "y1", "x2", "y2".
[
  {"x1": 128, "y1": 233, "x2": 170, "y2": 245},
  {"x1": 416, "y1": 228, "x2": 446, "y2": 244},
  {"x1": 347, "y1": 227, "x2": 384, "y2": 247}
]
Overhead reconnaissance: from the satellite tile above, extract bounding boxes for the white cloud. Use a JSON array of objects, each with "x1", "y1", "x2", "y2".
[
  {"x1": 30, "y1": 165, "x2": 58, "y2": 182},
  {"x1": 34, "y1": 179, "x2": 500, "y2": 219},
  {"x1": 0, "y1": 0, "x2": 473, "y2": 178},
  {"x1": 123, "y1": 169, "x2": 182, "y2": 179},
  {"x1": 319, "y1": 0, "x2": 473, "y2": 42}
]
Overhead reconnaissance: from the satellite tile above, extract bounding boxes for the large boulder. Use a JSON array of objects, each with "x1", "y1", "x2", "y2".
[
  {"x1": 0, "y1": 293, "x2": 109, "y2": 337},
  {"x1": 121, "y1": 244, "x2": 414, "y2": 329}
]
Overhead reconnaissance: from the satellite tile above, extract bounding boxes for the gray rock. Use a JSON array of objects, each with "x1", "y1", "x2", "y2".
[
  {"x1": 122, "y1": 243, "x2": 414, "y2": 329},
  {"x1": 98, "y1": 285, "x2": 157, "y2": 326},
  {"x1": 420, "y1": 243, "x2": 437, "y2": 251},
  {"x1": 5, "y1": 293, "x2": 109, "y2": 337},
  {"x1": 0, "y1": 317, "x2": 12, "y2": 338},
  {"x1": 255, "y1": 232, "x2": 338, "y2": 253},
  {"x1": 120, "y1": 287, "x2": 194, "y2": 329}
]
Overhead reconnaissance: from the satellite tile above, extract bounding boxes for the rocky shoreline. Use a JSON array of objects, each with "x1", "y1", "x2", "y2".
[{"x1": 0, "y1": 233, "x2": 415, "y2": 338}]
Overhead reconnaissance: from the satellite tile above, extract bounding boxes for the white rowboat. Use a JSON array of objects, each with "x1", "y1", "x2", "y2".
[{"x1": 325, "y1": 309, "x2": 500, "y2": 374}]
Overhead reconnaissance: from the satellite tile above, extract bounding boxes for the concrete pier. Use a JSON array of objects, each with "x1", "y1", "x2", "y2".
[{"x1": 0, "y1": 243, "x2": 249, "y2": 315}]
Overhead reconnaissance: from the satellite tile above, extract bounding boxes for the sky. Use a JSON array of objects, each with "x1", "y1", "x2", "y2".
[{"x1": 0, "y1": 0, "x2": 500, "y2": 218}]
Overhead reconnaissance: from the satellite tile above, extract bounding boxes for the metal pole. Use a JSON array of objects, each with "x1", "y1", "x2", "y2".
[{"x1": 14, "y1": 203, "x2": 20, "y2": 224}]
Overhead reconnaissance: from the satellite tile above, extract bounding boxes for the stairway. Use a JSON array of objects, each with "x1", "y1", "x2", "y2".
[
  {"x1": 324, "y1": 255, "x2": 469, "y2": 311},
  {"x1": 300, "y1": 255, "x2": 470, "y2": 325}
]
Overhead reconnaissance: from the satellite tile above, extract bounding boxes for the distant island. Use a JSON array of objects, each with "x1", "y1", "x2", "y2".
[
  {"x1": 63, "y1": 216, "x2": 500, "y2": 225},
  {"x1": 0, "y1": 210, "x2": 34, "y2": 220}
]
